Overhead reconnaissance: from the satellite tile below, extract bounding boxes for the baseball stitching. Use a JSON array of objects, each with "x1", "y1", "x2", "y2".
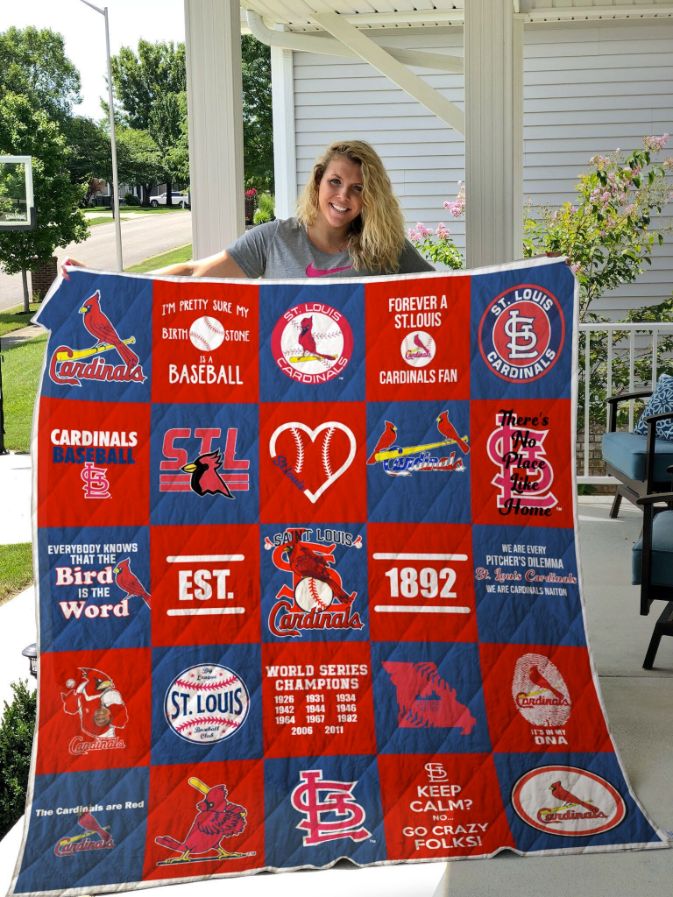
[
  {"x1": 291, "y1": 426, "x2": 304, "y2": 473},
  {"x1": 204, "y1": 317, "x2": 223, "y2": 336},
  {"x1": 190, "y1": 332, "x2": 212, "y2": 351},
  {"x1": 309, "y1": 577, "x2": 331, "y2": 610},
  {"x1": 175, "y1": 716, "x2": 241, "y2": 734},
  {"x1": 322, "y1": 427, "x2": 335, "y2": 478},
  {"x1": 174, "y1": 675, "x2": 238, "y2": 691}
]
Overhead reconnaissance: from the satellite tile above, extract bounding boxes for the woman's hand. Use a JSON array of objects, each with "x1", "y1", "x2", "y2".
[{"x1": 61, "y1": 257, "x2": 86, "y2": 280}]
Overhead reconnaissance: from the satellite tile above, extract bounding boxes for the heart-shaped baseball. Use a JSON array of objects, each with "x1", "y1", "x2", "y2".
[{"x1": 269, "y1": 421, "x2": 357, "y2": 503}]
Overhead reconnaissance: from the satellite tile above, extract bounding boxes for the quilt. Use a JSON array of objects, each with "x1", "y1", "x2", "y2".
[{"x1": 9, "y1": 257, "x2": 670, "y2": 895}]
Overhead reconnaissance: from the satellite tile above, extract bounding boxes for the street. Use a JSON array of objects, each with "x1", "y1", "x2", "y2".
[{"x1": 0, "y1": 211, "x2": 193, "y2": 310}]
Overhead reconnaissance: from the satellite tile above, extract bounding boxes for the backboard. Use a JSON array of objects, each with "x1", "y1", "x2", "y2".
[{"x1": 0, "y1": 155, "x2": 35, "y2": 230}]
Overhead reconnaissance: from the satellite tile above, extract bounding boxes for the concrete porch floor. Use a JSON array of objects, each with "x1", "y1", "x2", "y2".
[{"x1": 0, "y1": 494, "x2": 671, "y2": 896}]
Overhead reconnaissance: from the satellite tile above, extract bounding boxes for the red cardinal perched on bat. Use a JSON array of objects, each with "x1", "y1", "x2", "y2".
[
  {"x1": 436, "y1": 410, "x2": 470, "y2": 454},
  {"x1": 549, "y1": 781, "x2": 599, "y2": 813},
  {"x1": 155, "y1": 777, "x2": 249, "y2": 864},
  {"x1": 113, "y1": 558, "x2": 151, "y2": 608},
  {"x1": 529, "y1": 664, "x2": 566, "y2": 702},
  {"x1": 79, "y1": 291, "x2": 139, "y2": 367},
  {"x1": 367, "y1": 420, "x2": 398, "y2": 464},
  {"x1": 182, "y1": 450, "x2": 233, "y2": 498},
  {"x1": 297, "y1": 316, "x2": 335, "y2": 360}
]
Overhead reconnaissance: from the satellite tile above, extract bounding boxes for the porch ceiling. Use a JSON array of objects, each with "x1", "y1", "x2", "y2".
[{"x1": 240, "y1": 0, "x2": 673, "y2": 32}]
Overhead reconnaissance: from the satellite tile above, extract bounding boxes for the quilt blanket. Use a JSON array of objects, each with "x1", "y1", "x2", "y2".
[{"x1": 10, "y1": 258, "x2": 669, "y2": 895}]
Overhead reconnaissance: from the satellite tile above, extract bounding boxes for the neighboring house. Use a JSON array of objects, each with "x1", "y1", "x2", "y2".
[{"x1": 275, "y1": 20, "x2": 673, "y2": 319}]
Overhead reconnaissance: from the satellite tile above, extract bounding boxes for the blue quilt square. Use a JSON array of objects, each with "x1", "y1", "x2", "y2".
[
  {"x1": 37, "y1": 270, "x2": 153, "y2": 404},
  {"x1": 470, "y1": 262, "x2": 574, "y2": 401},
  {"x1": 14, "y1": 766, "x2": 148, "y2": 893},
  {"x1": 39, "y1": 526, "x2": 151, "y2": 652},
  {"x1": 150, "y1": 402, "x2": 259, "y2": 525},
  {"x1": 371, "y1": 641, "x2": 491, "y2": 756},
  {"x1": 264, "y1": 754, "x2": 385, "y2": 868},
  {"x1": 151, "y1": 644, "x2": 262, "y2": 764},
  {"x1": 472, "y1": 524, "x2": 585, "y2": 646},
  {"x1": 260, "y1": 522, "x2": 368, "y2": 642},
  {"x1": 259, "y1": 282, "x2": 365, "y2": 402},
  {"x1": 493, "y1": 752, "x2": 663, "y2": 853},
  {"x1": 366, "y1": 400, "x2": 471, "y2": 522}
]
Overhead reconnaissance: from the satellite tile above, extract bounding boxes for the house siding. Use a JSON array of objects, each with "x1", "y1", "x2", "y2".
[{"x1": 287, "y1": 21, "x2": 673, "y2": 317}]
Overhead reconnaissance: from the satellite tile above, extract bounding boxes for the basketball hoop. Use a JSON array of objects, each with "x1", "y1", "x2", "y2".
[{"x1": 0, "y1": 155, "x2": 36, "y2": 231}]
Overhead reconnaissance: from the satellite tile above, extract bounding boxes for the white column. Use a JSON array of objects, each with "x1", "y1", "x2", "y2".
[
  {"x1": 464, "y1": 0, "x2": 523, "y2": 267},
  {"x1": 184, "y1": 0, "x2": 244, "y2": 258},
  {"x1": 271, "y1": 43, "x2": 297, "y2": 219}
]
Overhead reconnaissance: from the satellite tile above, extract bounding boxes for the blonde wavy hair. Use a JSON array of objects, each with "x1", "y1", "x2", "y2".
[{"x1": 296, "y1": 140, "x2": 405, "y2": 273}]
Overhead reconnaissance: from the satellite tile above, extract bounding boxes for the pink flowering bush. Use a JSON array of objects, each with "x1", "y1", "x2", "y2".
[
  {"x1": 522, "y1": 135, "x2": 673, "y2": 320},
  {"x1": 408, "y1": 182, "x2": 464, "y2": 269}
]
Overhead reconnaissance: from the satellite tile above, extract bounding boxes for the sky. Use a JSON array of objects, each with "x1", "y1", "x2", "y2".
[{"x1": 0, "y1": 0, "x2": 185, "y2": 119}]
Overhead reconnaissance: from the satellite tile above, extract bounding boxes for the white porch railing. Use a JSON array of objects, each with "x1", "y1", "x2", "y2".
[{"x1": 577, "y1": 321, "x2": 673, "y2": 484}]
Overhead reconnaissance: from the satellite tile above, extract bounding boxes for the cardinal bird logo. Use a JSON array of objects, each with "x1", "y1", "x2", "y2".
[
  {"x1": 528, "y1": 664, "x2": 567, "y2": 702},
  {"x1": 548, "y1": 781, "x2": 602, "y2": 815},
  {"x1": 436, "y1": 410, "x2": 470, "y2": 454},
  {"x1": 282, "y1": 529, "x2": 355, "y2": 606},
  {"x1": 182, "y1": 450, "x2": 234, "y2": 498},
  {"x1": 367, "y1": 420, "x2": 398, "y2": 464},
  {"x1": 113, "y1": 558, "x2": 151, "y2": 608},
  {"x1": 54, "y1": 811, "x2": 115, "y2": 857},
  {"x1": 155, "y1": 777, "x2": 254, "y2": 865},
  {"x1": 61, "y1": 666, "x2": 128, "y2": 750},
  {"x1": 79, "y1": 291, "x2": 139, "y2": 368}
]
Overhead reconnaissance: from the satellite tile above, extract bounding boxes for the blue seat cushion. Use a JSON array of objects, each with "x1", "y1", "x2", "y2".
[
  {"x1": 602, "y1": 431, "x2": 673, "y2": 484},
  {"x1": 633, "y1": 509, "x2": 673, "y2": 585}
]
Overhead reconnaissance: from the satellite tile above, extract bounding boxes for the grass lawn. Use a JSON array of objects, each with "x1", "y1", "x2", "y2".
[
  {"x1": 0, "y1": 303, "x2": 40, "y2": 338},
  {"x1": 126, "y1": 244, "x2": 192, "y2": 273},
  {"x1": 0, "y1": 336, "x2": 47, "y2": 452},
  {"x1": 0, "y1": 543, "x2": 33, "y2": 605}
]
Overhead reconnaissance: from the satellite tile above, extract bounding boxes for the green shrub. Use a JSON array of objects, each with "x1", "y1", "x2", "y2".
[
  {"x1": 253, "y1": 192, "x2": 275, "y2": 225},
  {"x1": 124, "y1": 193, "x2": 141, "y2": 206},
  {"x1": 0, "y1": 680, "x2": 36, "y2": 838}
]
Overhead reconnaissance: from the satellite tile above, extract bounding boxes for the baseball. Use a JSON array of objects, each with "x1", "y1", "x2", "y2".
[
  {"x1": 295, "y1": 576, "x2": 333, "y2": 611},
  {"x1": 189, "y1": 315, "x2": 225, "y2": 352},
  {"x1": 164, "y1": 663, "x2": 250, "y2": 745}
]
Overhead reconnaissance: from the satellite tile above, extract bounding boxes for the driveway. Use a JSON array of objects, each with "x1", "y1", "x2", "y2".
[{"x1": 0, "y1": 212, "x2": 193, "y2": 310}]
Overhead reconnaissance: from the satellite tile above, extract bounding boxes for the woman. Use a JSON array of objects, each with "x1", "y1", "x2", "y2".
[{"x1": 160, "y1": 140, "x2": 434, "y2": 279}]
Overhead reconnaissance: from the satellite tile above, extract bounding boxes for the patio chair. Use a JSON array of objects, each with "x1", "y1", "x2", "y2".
[
  {"x1": 632, "y1": 489, "x2": 673, "y2": 669},
  {"x1": 602, "y1": 388, "x2": 673, "y2": 518}
]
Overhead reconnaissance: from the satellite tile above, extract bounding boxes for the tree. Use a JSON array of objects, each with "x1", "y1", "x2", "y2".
[
  {"x1": 0, "y1": 26, "x2": 81, "y2": 126},
  {"x1": 110, "y1": 40, "x2": 186, "y2": 201},
  {"x1": 0, "y1": 680, "x2": 36, "y2": 839},
  {"x1": 115, "y1": 127, "x2": 165, "y2": 205},
  {"x1": 241, "y1": 35, "x2": 273, "y2": 191},
  {"x1": 0, "y1": 92, "x2": 88, "y2": 309},
  {"x1": 63, "y1": 116, "x2": 111, "y2": 204}
]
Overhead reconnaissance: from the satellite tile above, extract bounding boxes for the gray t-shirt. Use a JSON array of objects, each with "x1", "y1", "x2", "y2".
[{"x1": 227, "y1": 217, "x2": 434, "y2": 279}]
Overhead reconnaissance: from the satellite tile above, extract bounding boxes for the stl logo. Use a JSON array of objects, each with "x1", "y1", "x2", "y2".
[
  {"x1": 53, "y1": 812, "x2": 114, "y2": 858},
  {"x1": 271, "y1": 302, "x2": 353, "y2": 384},
  {"x1": 512, "y1": 766, "x2": 626, "y2": 836},
  {"x1": 269, "y1": 421, "x2": 356, "y2": 503},
  {"x1": 478, "y1": 284, "x2": 564, "y2": 383},
  {"x1": 61, "y1": 667, "x2": 128, "y2": 755},
  {"x1": 266, "y1": 527, "x2": 364, "y2": 638},
  {"x1": 400, "y1": 330, "x2": 436, "y2": 368},
  {"x1": 81, "y1": 462, "x2": 111, "y2": 499},
  {"x1": 486, "y1": 409, "x2": 558, "y2": 517},
  {"x1": 512, "y1": 653, "x2": 571, "y2": 728},
  {"x1": 164, "y1": 664, "x2": 250, "y2": 744},
  {"x1": 382, "y1": 661, "x2": 476, "y2": 734},
  {"x1": 155, "y1": 776, "x2": 254, "y2": 866},
  {"x1": 291, "y1": 769, "x2": 370, "y2": 846},
  {"x1": 49, "y1": 289, "x2": 146, "y2": 387},
  {"x1": 160, "y1": 427, "x2": 249, "y2": 497},
  {"x1": 367, "y1": 410, "x2": 469, "y2": 477}
]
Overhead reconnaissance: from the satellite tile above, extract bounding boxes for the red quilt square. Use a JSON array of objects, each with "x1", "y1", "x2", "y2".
[
  {"x1": 480, "y1": 643, "x2": 612, "y2": 754},
  {"x1": 36, "y1": 648, "x2": 151, "y2": 774},
  {"x1": 378, "y1": 753, "x2": 514, "y2": 859},
  {"x1": 143, "y1": 759, "x2": 263, "y2": 879},
  {"x1": 37, "y1": 397, "x2": 150, "y2": 528},
  {"x1": 150, "y1": 524, "x2": 260, "y2": 646},
  {"x1": 151, "y1": 280, "x2": 259, "y2": 404},
  {"x1": 261, "y1": 641, "x2": 376, "y2": 758},
  {"x1": 364, "y1": 276, "x2": 470, "y2": 402},
  {"x1": 259, "y1": 401, "x2": 367, "y2": 523},
  {"x1": 470, "y1": 398, "x2": 574, "y2": 528},
  {"x1": 368, "y1": 523, "x2": 477, "y2": 643}
]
